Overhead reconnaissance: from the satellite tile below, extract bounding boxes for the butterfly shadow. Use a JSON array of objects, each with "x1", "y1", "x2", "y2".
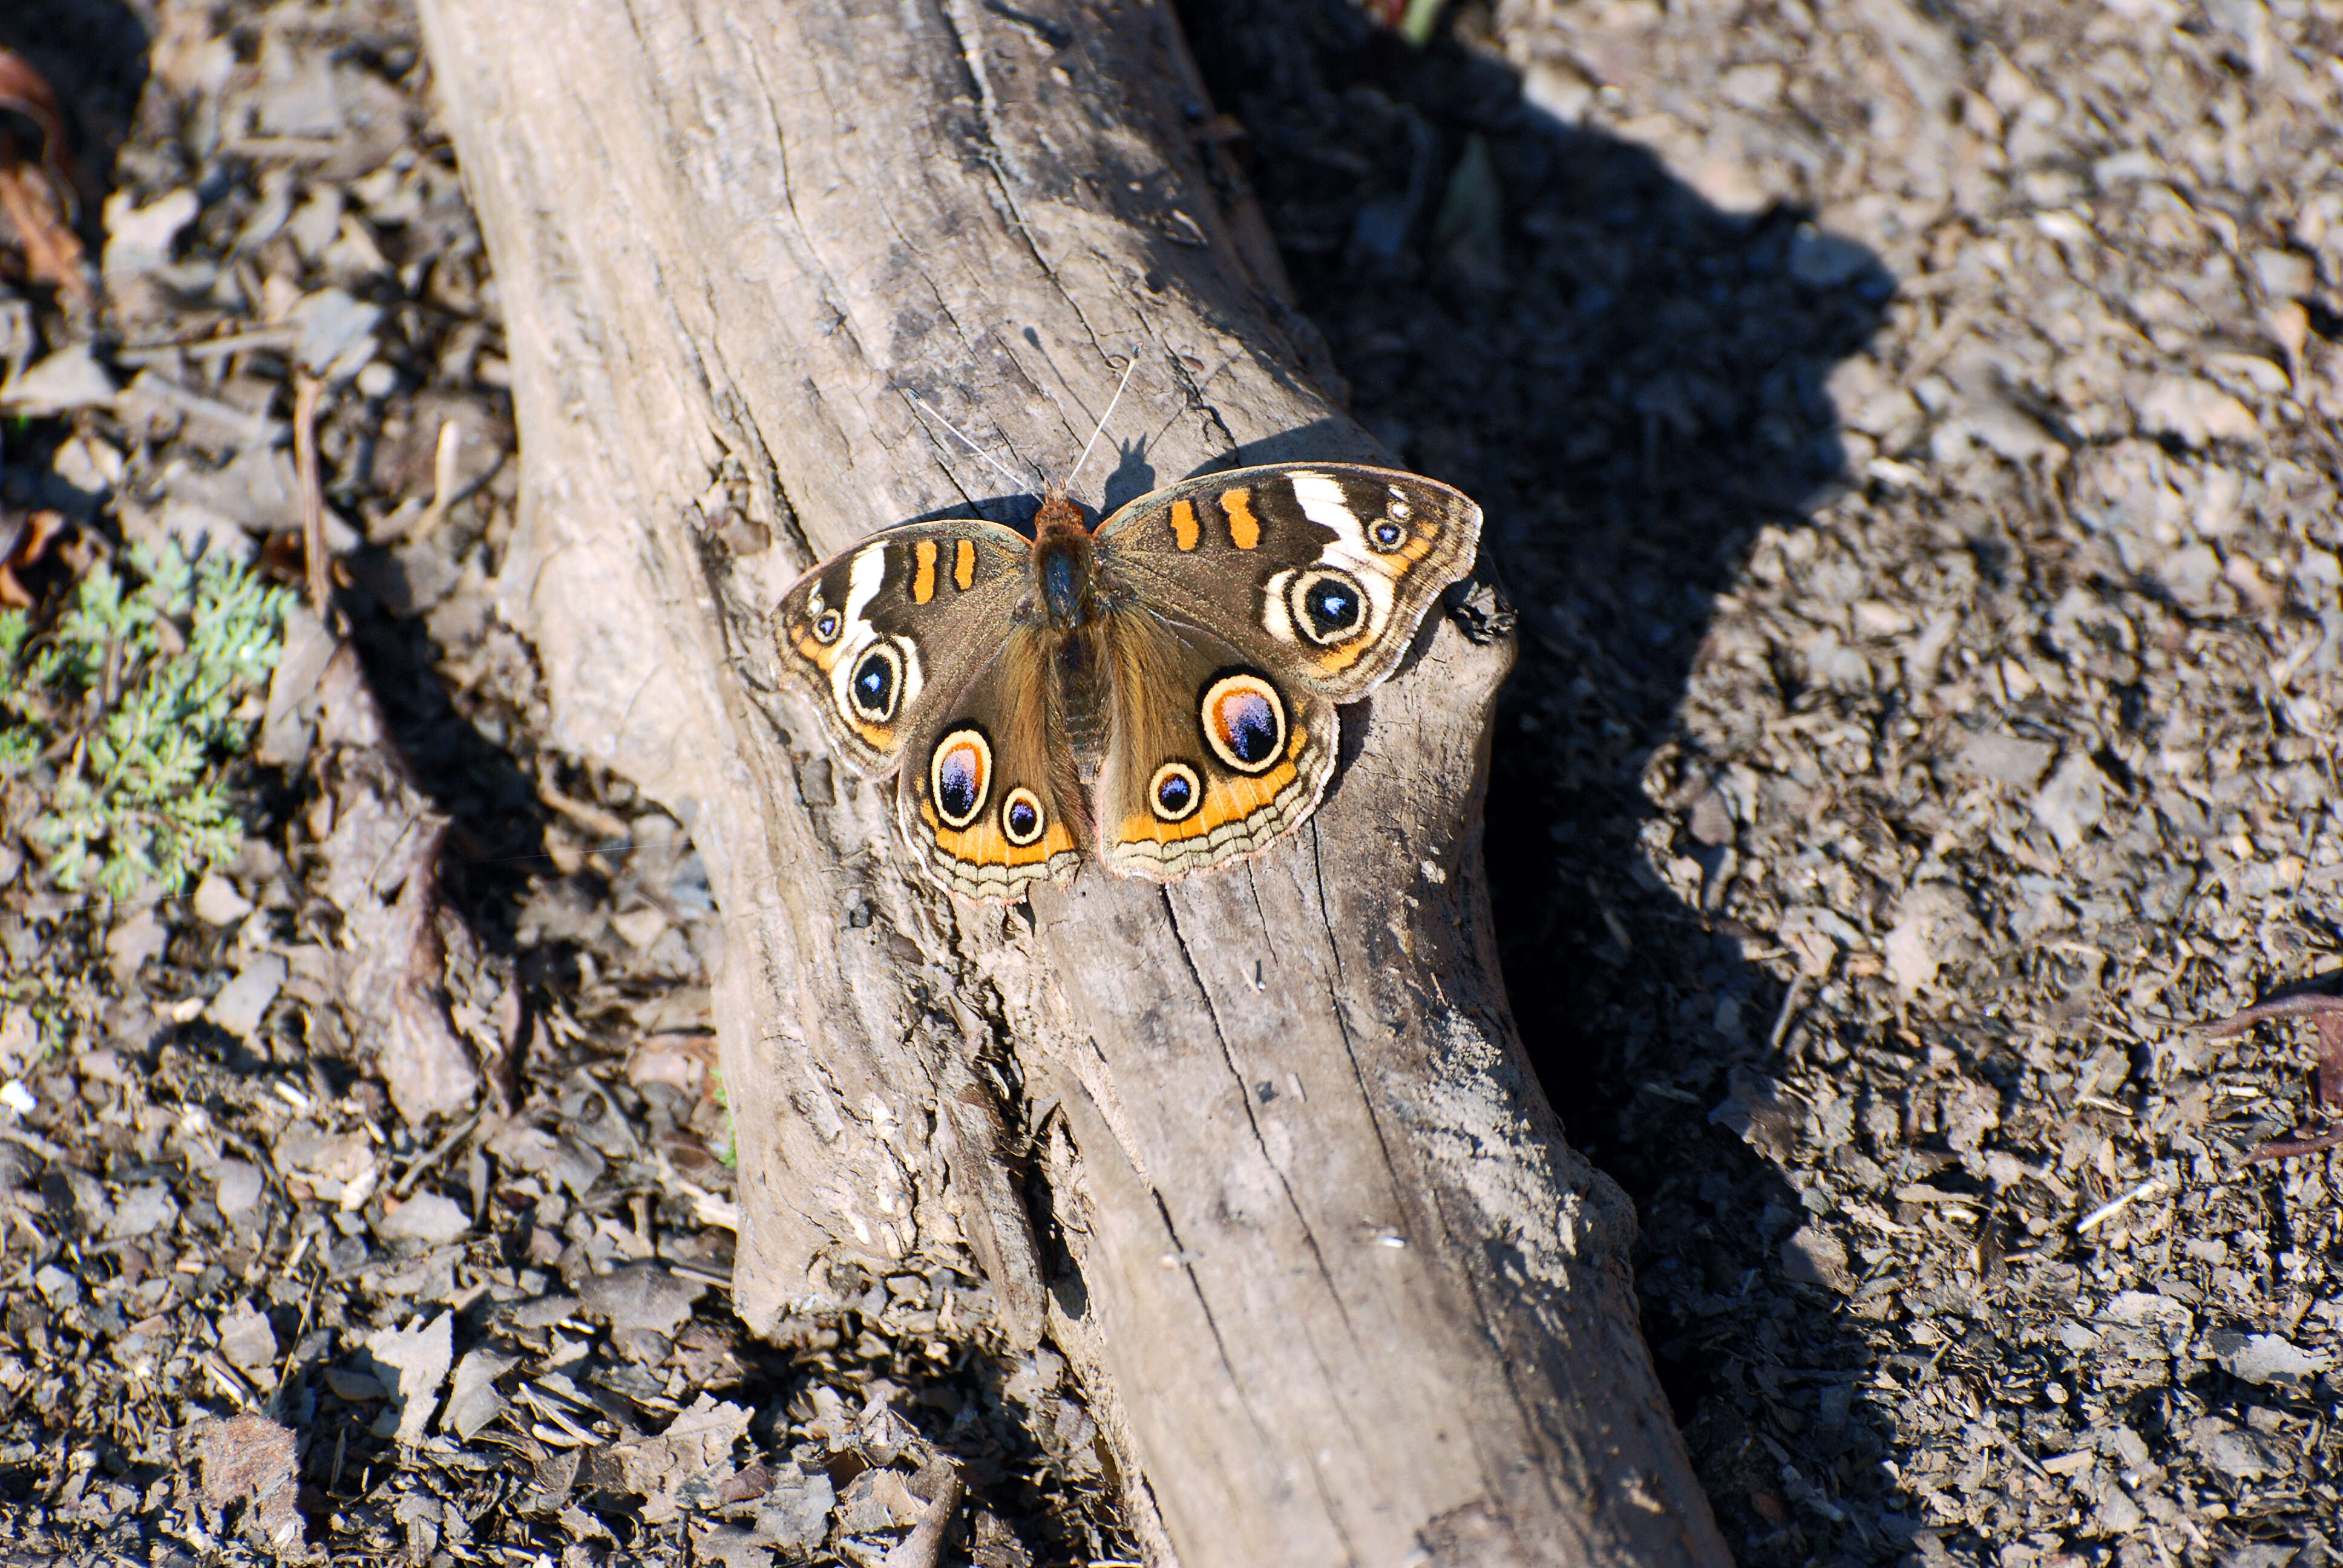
[
  {"x1": 1181, "y1": 1, "x2": 1920, "y2": 1559},
  {"x1": 896, "y1": 430, "x2": 1348, "y2": 532}
]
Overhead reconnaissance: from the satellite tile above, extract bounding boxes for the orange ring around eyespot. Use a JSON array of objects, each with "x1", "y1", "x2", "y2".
[
  {"x1": 930, "y1": 727, "x2": 992, "y2": 829},
  {"x1": 1199, "y1": 672, "x2": 1286, "y2": 776}
]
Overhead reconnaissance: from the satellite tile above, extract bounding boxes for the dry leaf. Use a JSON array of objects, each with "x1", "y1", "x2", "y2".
[
  {"x1": 364, "y1": 1311, "x2": 454, "y2": 1446},
  {"x1": 198, "y1": 1414, "x2": 304, "y2": 1551}
]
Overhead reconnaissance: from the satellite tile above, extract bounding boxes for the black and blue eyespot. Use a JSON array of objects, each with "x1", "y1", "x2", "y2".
[
  {"x1": 1001, "y1": 787, "x2": 1047, "y2": 846},
  {"x1": 930, "y1": 727, "x2": 992, "y2": 829},
  {"x1": 813, "y1": 607, "x2": 842, "y2": 642},
  {"x1": 1200, "y1": 671, "x2": 1287, "y2": 776},
  {"x1": 1288, "y1": 568, "x2": 1368, "y2": 646},
  {"x1": 1149, "y1": 761, "x2": 1202, "y2": 823},
  {"x1": 1368, "y1": 493, "x2": 1414, "y2": 552},
  {"x1": 1305, "y1": 577, "x2": 1359, "y2": 635},
  {"x1": 848, "y1": 644, "x2": 902, "y2": 722}
]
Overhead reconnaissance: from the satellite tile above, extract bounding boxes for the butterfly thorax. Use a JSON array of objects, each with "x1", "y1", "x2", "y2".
[
  {"x1": 1029, "y1": 486, "x2": 1097, "y2": 631},
  {"x1": 1026, "y1": 486, "x2": 1113, "y2": 781}
]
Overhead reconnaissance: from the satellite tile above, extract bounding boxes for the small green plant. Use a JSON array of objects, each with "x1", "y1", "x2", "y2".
[
  {"x1": 710, "y1": 1067, "x2": 738, "y2": 1169},
  {"x1": 0, "y1": 540, "x2": 291, "y2": 903}
]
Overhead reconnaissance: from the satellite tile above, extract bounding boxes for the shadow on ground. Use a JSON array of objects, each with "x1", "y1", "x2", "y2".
[
  {"x1": 0, "y1": 0, "x2": 148, "y2": 213},
  {"x1": 1182, "y1": 1, "x2": 1907, "y2": 1555}
]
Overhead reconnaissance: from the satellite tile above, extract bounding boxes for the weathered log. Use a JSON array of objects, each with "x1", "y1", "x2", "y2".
[{"x1": 416, "y1": 0, "x2": 1729, "y2": 1561}]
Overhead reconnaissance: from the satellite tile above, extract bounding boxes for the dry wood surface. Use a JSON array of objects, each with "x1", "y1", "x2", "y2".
[{"x1": 416, "y1": 0, "x2": 1725, "y2": 1561}]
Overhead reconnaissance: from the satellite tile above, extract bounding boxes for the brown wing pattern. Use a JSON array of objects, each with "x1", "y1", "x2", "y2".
[
  {"x1": 896, "y1": 626, "x2": 1086, "y2": 903},
  {"x1": 1090, "y1": 606, "x2": 1337, "y2": 883},
  {"x1": 777, "y1": 465, "x2": 1478, "y2": 898},
  {"x1": 773, "y1": 520, "x2": 1030, "y2": 776},
  {"x1": 1093, "y1": 462, "x2": 1481, "y2": 702}
]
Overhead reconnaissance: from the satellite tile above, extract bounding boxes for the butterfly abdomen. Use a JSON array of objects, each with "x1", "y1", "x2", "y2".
[{"x1": 1054, "y1": 626, "x2": 1112, "y2": 786}]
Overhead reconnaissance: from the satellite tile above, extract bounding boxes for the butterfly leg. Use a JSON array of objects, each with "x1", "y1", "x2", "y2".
[{"x1": 2201, "y1": 981, "x2": 2343, "y2": 1161}]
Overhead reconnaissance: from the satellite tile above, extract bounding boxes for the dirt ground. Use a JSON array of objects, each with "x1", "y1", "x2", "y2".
[
  {"x1": 0, "y1": 0, "x2": 2337, "y2": 1563},
  {"x1": 1185, "y1": 0, "x2": 2343, "y2": 1563}
]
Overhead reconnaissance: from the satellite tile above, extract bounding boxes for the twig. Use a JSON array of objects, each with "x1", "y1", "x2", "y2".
[
  {"x1": 2200, "y1": 987, "x2": 2343, "y2": 1160},
  {"x1": 660, "y1": 1260, "x2": 734, "y2": 1291},
  {"x1": 882, "y1": 1463, "x2": 965, "y2": 1568},
  {"x1": 291, "y1": 371, "x2": 333, "y2": 626},
  {"x1": 2076, "y1": 1175, "x2": 2164, "y2": 1233},
  {"x1": 95, "y1": 367, "x2": 282, "y2": 446},
  {"x1": 0, "y1": 1125, "x2": 67, "y2": 1163},
  {"x1": 1768, "y1": 972, "x2": 1810, "y2": 1051},
  {"x1": 391, "y1": 1107, "x2": 490, "y2": 1198},
  {"x1": 202, "y1": 1351, "x2": 257, "y2": 1408},
  {"x1": 537, "y1": 779, "x2": 634, "y2": 843},
  {"x1": 114, "y1": 325, "x2": 302, "y2": 365},
  {"x1": 406, "y1": 417, "x2": 465, "y2": 542}
]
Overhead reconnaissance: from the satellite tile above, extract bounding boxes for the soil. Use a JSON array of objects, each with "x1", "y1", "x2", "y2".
[
  {"x1": 1187, "y1": 1, "x2": 2343, "y2": 1563},
  {"x1": 0, "y1": 0, "x2": 2339, "y2": 1563}
]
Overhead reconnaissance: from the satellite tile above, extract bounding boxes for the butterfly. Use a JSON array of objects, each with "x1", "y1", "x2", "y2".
[{"x1": 775, "y1": 459, "x2": 1482, "y2": 902}]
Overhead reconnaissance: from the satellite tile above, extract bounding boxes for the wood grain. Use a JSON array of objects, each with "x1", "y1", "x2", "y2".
[{"x1": 416, "y1": 0, "x2": 1728, "y2": 1561}]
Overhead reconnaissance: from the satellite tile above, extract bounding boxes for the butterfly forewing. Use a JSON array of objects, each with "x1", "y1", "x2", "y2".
[
  {"x1": 773, "y1": 519, "x2": 1031, "y2": 776},
  {"x1": 1093, "y1": 462, "x2": 1482, "y2": 702}
]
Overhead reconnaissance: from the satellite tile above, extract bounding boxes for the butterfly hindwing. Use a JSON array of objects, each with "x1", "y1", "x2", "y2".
[
  {"x1": 774, "y1": 520, "x2": 1031, "y2": 776},
  {"x1": 1091, "y1": 606, "x2": 1337, "y2": 883},
  {"x1": 896, "y1": 626, "x2": 1087, "y2": 903},
  {"x1": 1093, "y1": 462, "x2": 1482, "y2": 702}
]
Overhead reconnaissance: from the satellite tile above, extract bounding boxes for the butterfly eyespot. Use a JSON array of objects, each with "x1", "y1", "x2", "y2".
[
  {"x1": 813, "y1": 609, "x2": 842, "y2": 642},
  {"x1": 1148, "y1": 761, "x2": 1203, "y2": 823},
  {"x1": 1199, "y1": 671, "x2": 1287, "y2": 776},
  {"x1": 1001, "y1": 788, "x2": 1046, "y2": 846},
  {"x1": 1288, "y1": 569, "x2": 1368, "y2": 646},
  {"x1": 1369, "y1": 520, "x2": 1407, "y2": 550},
  {"x1": 929, "y1": 727, "x2": 992, "y2": 829},
  {"x1": 848, "y1": 644, "x2": 903, "y2": 722}
]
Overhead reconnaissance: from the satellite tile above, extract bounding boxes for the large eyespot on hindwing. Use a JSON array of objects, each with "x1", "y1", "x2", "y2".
[
  {"x1": 1287, "y1": 567, "x2": 1369, "y2": 647},
  {"x1": 1147, "y1": 761, "x2": 1203, "y2": 823},
  {"x1": 1000, "y1": 786, "x2": 1047, "y2": 846},
  {"x1": 847, "y1": 642, "x2": 905, "y2": 722},
  {"x1": 929, "y1": 726, "x2": 993, "y2": 829},
  {"x1": 1199, "y1": 671, "x2": 1288, "y2": 776}
]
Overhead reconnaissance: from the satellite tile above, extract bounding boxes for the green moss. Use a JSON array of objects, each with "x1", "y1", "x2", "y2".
[{"x1": 0, "y1": 541, "x2": 292, "y2": 903}]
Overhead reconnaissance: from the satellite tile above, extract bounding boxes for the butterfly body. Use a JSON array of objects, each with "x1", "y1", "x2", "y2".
[{"x1": 776, "y1": 462, "x2": 1482, "y2": 901}]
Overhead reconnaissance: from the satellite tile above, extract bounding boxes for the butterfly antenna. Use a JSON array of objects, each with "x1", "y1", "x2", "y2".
[
  {"x1": 903, "y1": 391, "x2": 1040, "y2": 494},
  {"x1": 1064, "y1": 353, "x2": 1139, "y2": 493}
]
